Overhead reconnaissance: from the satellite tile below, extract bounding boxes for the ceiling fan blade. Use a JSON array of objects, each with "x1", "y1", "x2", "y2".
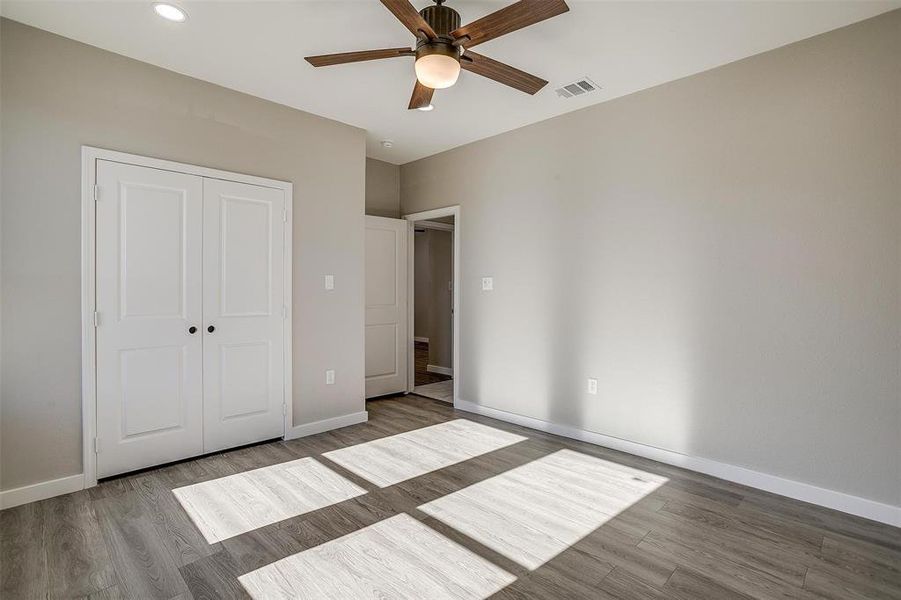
[
  {"x1": 451, "y1": 0, "x2": 569, "y2": 49},
  {"x1": 305, "y1": 47, "x2": 413, "y2": 67},
  {"x1": 408, "y1": 80, "x2": 435, "y2": 110},
  {"x1": 380, "y1": 0, "x2": 437, "y2": 40},
  {"x1": 461, "y1": 51, "x2": 547, "y2": 95}
]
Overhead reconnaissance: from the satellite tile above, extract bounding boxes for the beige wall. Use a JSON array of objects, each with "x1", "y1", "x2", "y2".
[
  {"x1": 365, "y1": 158, "x2": 400, "y2": 218},
  {"x1": 0, "y1": 19, "x2": 366, "y2": 491},
  {"x1": 427, "y1": 229, "x2": 453, "y2": 370},
  {"x1": 401, "y1": 11, "x2": 901, "y2": 506},
  {"x1": 414, "y1": 231, "x2": 431, "y2": 339},
  {"x1": 413, "y1": 228, "x2": 454, "y2": 370}
]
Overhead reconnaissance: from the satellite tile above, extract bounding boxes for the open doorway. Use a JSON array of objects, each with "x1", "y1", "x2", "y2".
[
  {"x1": 404, "y1": 206, "x2": 459, "y2": 405},
  {"x1": 411, "y1": 218, "x2": 454, "y2": 402}
]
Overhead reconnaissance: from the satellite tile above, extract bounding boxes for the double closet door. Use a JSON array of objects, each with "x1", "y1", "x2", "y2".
[{"x1": 94, "y1": 160, "x2": 287, "y2": 478}]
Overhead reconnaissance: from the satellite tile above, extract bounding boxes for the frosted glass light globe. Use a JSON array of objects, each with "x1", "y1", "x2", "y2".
[{"x1": 415, "y1": 53, "x2": 461, "y2": 89}]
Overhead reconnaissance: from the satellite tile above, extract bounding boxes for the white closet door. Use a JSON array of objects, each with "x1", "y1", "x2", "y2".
[
  {"x1": 95, "y1": 161, "x2": 204, "y2": 478},
  {"x1": 202, "y1": 178, "x2": 286, "y2": 452},
  {"x1": 365, "y1": 216, "x2": 408, "y2": 398}
]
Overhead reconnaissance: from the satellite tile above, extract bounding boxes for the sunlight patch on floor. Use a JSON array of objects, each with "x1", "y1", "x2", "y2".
[
  {"x1": 238, "y1": 513, "x2": 516, "y2": 600},
  {"x1": 322, "y1": 419, "x2": 527, "y2": 487},
  {"x1": 419, "y1": 449, "x2": 668, "y2": 570},
  {"x1": 173, "y1": 457, "x2": 366, "y2": 543},
  {"x1": 413, "y1": 379, "x2": 454, "y2": 402}
]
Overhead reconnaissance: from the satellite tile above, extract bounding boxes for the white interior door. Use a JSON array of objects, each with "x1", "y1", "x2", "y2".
[
  {"x1": 95, "y1": 161, "x2": 204, "y2": 478},
  {"x1": 202, "y1": 178, "x2": 286, "y2": 452},
  {"x1": 365, "y1": 216, "x2": 408, "y2": 398}
]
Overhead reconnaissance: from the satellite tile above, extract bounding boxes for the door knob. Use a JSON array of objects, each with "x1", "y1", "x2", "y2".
[
  {"x1": 188, "y1": 326, "x2": 197, "y2": 334},
  {"x1": 207, "y1": 325, "x2": 216, "y2": 333}
]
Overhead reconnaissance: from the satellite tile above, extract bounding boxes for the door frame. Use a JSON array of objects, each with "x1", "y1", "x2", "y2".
[
  {"x1": 81, "y1": 146, "x2": 293, "y2": 488},
  {"x1": 403, "y1": 205, "x2": 461, "y2": 406}
]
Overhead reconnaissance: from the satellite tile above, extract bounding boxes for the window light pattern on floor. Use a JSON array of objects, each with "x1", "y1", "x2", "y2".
[
  {"x1": 173, "y1": 457, "x2": 366, "y2": 543},
  {"x1": 419, "y1": 449, "x2": 668, "y2": 570},
  {"x1": 414, "y1": 379, "x2": 454, "y2": 402},
  {"x1": 322, "y1": 419, "x2": 527, "y2": 487},
  {"x1": 238, "y1": 513, "x2": 516, "y2": 600}
]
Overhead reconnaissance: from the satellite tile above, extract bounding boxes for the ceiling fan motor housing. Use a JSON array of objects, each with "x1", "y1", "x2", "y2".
[
  {"x1": 420, "y1": 3, "x2": 460, "y2": 40},
  {"x1": 417, "y1": 3, "x2": 462, "y2": 62}
]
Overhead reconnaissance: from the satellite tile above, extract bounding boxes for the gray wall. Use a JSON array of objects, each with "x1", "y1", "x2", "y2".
[
  {"x1": 365, "y1": 158, "x2": 400, "y2": 218},
  {"x1": 401, "y1": 11, "x2": 901, "y2": 506},
  {"x1": 0, "y1": 19, "x2": 366, "y2": 491}
]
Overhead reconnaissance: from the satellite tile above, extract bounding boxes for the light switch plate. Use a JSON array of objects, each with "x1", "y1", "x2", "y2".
[
  {"x1": 481, "y1": 277, "x2": 494, "y2": 291},
  {"x1": 326, "y1": 369, "x2": 335, "y2": 385},
  {"x1": 587, "y1": 378, "x2": 598, "y2": 395},
  {"x1": 324, "y1": 275, "x2": 335, "y2": 290}
]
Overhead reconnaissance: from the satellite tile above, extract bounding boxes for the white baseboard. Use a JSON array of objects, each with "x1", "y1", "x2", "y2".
[
  {"x1": 0, "y1": 473, "x2": 85, "y2": 510},
  {"x1": 414, "y1": 336, "x2": 430, "y2": 343},
  {"x1": 455, "y1": 399, "x2": 901, "y2": 527},
  {"x1": 285, "y1": 410, "x2": 369, "y2": 440},
  {"x1": 2, "y1": 412, "x2": 368, "y2": 509},
  {"x1": 427, "y1": 364, "x2": 453, "y2": 376}
]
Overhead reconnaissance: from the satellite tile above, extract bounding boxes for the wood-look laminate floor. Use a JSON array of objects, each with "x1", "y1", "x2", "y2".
[
  {"x1": 413, "y1": 379, "x2": 454, "y2": 403},
  {"x1": 414, "y1": 341, "x2": 452, "y2": 386},
  {"x1": 2, "y1": 394, "x2": 900, "y2": 599}
]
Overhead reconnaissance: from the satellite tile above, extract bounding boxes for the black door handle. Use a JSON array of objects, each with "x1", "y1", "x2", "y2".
[
  {"x1": 207, "y1": 325, "x2": 215, "y2": 333},
  {"x1": 188, "y1": 326, "x2": 197, "y2": 334}
]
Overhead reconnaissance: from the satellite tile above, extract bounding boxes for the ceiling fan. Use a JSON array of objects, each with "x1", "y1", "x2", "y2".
[{"x1": 305, "y1": 0, "x2": 570, "y2": 110}]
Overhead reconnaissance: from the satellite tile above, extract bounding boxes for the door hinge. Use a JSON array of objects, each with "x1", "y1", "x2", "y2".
[
  {"x1": 93, "y1": 311, "x2": 100, "y2": 327},
  {"x1": 94, "y1": 437, "x2": 100, "y2": 454},
  {"x1": 282, "y1": 208, "x2": 287, "y2": 223},
  {"x1": 93, "y1": 185, "x2": 100, "y2": 202},
  {"x1": 282, "y1": 403, "x2": 287, "y2": 416},
  {"x1": 282, "y1": 305, "x2": 288, "y2": 319}
]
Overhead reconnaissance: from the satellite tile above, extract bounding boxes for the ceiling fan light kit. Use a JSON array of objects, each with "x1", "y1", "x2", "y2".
[
  {"x1": 414, "y1": 44, "x2": 461, "y2": 89},
  {"x1": 413, "y1": 1, "x2": 461, "y2": 88},
  {"x1": 305, "y1": 0, "x2": 569, "y2": 110}
]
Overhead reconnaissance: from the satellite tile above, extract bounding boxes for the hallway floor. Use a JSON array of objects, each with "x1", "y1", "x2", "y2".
[
  {"x1": 413, "y1": 339, "x2": 454, "y2": 403},
  {"x1": 413, "y1": 379, "x2": 454, "y2": 403},
  {"x1": 414, "y1": 340, "x2": 451, "y2": 386}
]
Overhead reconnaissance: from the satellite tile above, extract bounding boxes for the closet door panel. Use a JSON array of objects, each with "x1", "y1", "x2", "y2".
[
  {"x1": 95, "y1": 161, "x2": 204, "y2": 477},
  {"x1": 202, "y1": 178, "x2": 286, "y2": 452}
]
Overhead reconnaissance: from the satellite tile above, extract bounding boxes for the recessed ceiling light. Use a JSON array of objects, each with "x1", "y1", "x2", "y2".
[
  {"x1": 417, "y1": 104, "x2": 434, "y2": 112},
  {"x1": 381, "y1": 140, "x2": 394, "y2": 149},
  {"x1": 153, "y1": 3, "x2": 187, "y2": 22}
]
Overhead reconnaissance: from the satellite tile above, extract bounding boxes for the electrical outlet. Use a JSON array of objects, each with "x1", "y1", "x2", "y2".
[
  {"x1": 326, "y1": 369, "x2": 335, "y2": 385},
  {"x1": 324, "y1": 275, "x2": 335, "y2": 290},
  {"x1": 587, "y1": 378, "x2": 598, "y2": 395},
  {"x1": 481, "y1": 277, "x2": 494, "y2": 291}
]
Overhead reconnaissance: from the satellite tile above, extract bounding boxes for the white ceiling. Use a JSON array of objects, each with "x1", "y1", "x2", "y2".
[{"x1": 2, "y1": 1, "x2": 898, "y2": 164}]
